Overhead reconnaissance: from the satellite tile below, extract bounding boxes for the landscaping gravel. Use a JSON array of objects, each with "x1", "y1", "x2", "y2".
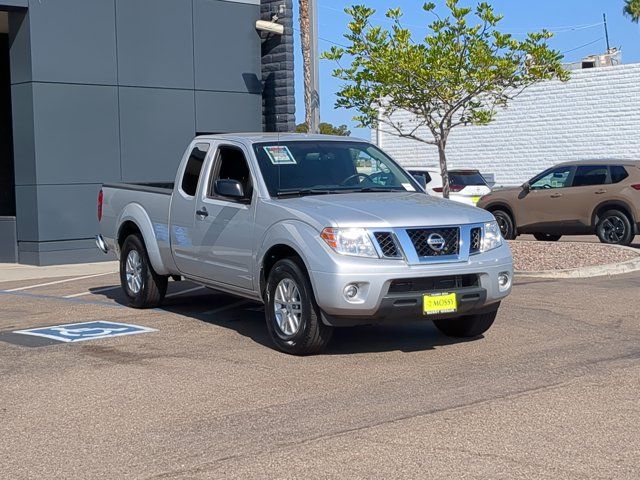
[{"x1": 508, "y1": 240, "x2": 639, "y2": 272}]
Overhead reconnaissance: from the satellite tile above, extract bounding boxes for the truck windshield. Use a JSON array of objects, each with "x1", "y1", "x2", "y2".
[{"x1": 253, "y1": 141, "x2": 419, "y2": 197}]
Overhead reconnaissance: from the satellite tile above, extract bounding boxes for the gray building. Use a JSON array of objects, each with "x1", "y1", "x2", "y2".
[{"x1": 0, "y1": 0, "x2": 294, "y2": 265}]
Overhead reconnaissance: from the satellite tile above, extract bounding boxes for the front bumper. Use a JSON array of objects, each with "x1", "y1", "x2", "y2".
[{"x1": 309, "y1": 243, "x2": 513, "y2": 323}]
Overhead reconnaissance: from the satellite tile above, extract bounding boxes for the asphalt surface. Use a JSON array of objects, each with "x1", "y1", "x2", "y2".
[{"x1": 1, "y1": 271, "x2": 639, "y2": 479}]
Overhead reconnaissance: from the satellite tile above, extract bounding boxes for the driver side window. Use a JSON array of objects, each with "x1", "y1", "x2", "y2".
[{"x1": 531, "y1": 167, "x2": 572, "y2": 190}]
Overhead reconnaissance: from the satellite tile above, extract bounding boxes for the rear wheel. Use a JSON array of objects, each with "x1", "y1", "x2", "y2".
[
  {"x1": 492, "y1": 210, "x2": 516, "y2": 240},
  {"x1": 596, "y1": 209, "x2": 634, "y2": 246},
  {"x1": 533, "y1": 233, "x2": 562, "y2": 242},
  {"x1": 265, "y1": 258, "x2": 333, "y2": 355},
  {"x1": 120, "y1": 234, "x2": 168, "y2": 308},
  {"x1": 433, "y1": 309, "x2": 498, "y2": 338}
]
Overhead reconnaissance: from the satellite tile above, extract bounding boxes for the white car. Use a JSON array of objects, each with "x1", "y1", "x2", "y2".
[{"x1": 408, "y1": 167, "x2": 492, "y2": 206}]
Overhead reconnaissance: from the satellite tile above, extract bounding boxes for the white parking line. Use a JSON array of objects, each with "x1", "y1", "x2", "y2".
[
  {"x1": 64, "y1": 285, "x2": 121, "y2": 299},
  {"x1": 165, "y1": 286, "x2": 206, "y2": 299},
  {"x1": 5, "y1": 272, "x2": 117, "y2": 293},
  {"x1": 203, "y1": 299, "x2": 250, "y2": 315}
]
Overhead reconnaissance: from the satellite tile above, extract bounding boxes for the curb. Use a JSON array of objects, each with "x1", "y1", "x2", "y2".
[{"x1": 515, "y1": 244, "x2": 640, "y2": 279}]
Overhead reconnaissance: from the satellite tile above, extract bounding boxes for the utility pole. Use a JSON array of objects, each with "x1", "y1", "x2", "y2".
[
  {"x1": 308, "y1": 0, "x2": 320, "y2": 134},
  {"x1": 603, "y1": 13, "x2": 611, "y2": 53}
]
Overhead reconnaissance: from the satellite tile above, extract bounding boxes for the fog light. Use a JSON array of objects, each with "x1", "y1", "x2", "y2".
[
  {"x1": 498, "y1": 272, "x2": 512, "y2": 292},
  {"x1": 344, "y1": 284, "x2": 359, "y2": 300}
]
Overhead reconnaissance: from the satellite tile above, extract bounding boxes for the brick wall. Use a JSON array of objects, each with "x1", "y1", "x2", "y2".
[
  {"x1": 261, "y1": 0, "x2": 296, "y2": 132},
  {"x1": 373, "y1": 63, "x2": 640, "y2": 186}
]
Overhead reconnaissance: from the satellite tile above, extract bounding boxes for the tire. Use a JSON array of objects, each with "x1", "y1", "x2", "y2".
[
  {"x1": 265, "y1": 258, "x2": 333, "y2": 355},
  {"x1": 433, "y1": 309, "x2": 498, "y2": 338},
  {"x1": 120, "y1": 234, "x2": 168, "y2": 308},
  {"x1": 492, "y1": 210, "x2": 516, "y2": 240},
  {"x1": 596, "y1": 209, "x2": 634, "y2": 246},
  {"x1": 533, "y1": 233, "x2": 562, "y2": 242}
]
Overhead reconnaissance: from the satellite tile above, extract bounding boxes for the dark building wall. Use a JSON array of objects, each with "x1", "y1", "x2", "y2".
[
  {"x1": 5, "y1": 0, "x2": 263, "y2": 265},
  {"x1": 0, "y1": 33, "x2": 14, "y2": 218},
  {"x1": 260, "y1": 0, "x2": 295, "y2": 132}
]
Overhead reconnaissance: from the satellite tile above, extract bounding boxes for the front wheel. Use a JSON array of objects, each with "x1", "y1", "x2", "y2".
[
  {"x1": 492, "y1": 210, "x2": 517, "y2": 240},
  {"x1": 533, "y1": 233, "x2": 562, "y2": 242},
  {"x1": 265, "y1": 258, "x2": 333, "y2": 355},
  {"x1": 596, "y1": 210, "x2": 634, "y2": 246},
  {"x1": 433, "y1": 309, "x2": 498, "y2": 338},
  {"x1": 120, "y1": 234, "x2": 168, "y2": 308}
]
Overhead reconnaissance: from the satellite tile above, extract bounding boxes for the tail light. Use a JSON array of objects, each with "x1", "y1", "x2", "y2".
[
  {"x1": 631, "y1": 184, "x2": 640, "y2": 191},
  {"x1": 97, "y1": 189, "x2": 103, "y2": 222}
]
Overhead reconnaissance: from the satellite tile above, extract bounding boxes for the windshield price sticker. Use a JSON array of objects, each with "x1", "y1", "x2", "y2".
[
  {"x1": 402, "y1": 183, "x2": 416, "y2": 192},
  {"x1": 264, "y1": 146, "x2": 297, "y2": 165}
]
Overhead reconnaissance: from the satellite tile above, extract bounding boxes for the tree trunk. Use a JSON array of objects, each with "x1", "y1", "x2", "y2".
[
  {"x1": 438, "y1": 143, "x2": 450, "y2": 199},
  {"x1": 299, "y1": 0, "x2": 313, "y2": 129}
]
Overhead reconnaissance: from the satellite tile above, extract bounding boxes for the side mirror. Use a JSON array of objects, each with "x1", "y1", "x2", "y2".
[
  {"x1": 522, "y1": 182, "x2": 531, "y2": 192},
  {"x1": 412, "y1": 173, "x2": 428, "y2": 190},
  {"x1": 215, "y1": 179, "x2": 245, "y2": 199}
]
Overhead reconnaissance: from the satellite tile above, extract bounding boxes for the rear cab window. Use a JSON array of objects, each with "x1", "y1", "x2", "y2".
[{"x1": 180, "y1": 143, "x2": 209, "y2": 197}]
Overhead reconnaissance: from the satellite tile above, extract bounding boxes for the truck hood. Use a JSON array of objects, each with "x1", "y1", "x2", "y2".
[{"x1": 273, "y1": 192, "x2": 495, "y2": 228}]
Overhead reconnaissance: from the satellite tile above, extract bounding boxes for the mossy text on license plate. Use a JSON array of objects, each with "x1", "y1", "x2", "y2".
[{"x1": 423, "y1": 292, "x2": 458, "y2": 315}]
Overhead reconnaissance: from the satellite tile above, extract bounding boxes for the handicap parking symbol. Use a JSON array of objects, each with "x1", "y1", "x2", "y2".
[{"x1": 14, "y1": 321, "x2": 157, "y2": 343}]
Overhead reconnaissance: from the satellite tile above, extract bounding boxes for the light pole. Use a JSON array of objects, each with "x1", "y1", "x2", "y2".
[{"x1": 308, "y1": 0, "x2": 320, "y2": 134}]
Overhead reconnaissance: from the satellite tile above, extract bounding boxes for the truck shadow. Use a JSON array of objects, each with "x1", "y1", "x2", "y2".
[{"x1": 95, "y1": 286, "x2": 475, "y2": 355}]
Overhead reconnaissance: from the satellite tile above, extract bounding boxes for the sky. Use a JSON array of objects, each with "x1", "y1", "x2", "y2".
[{"x1": 292, "y1": 0, "x2": 640, "y2": 140}]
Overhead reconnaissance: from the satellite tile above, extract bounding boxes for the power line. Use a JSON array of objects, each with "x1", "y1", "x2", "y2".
[
  {"x1": 562, "y1": 37, "x2": 604, "y2": 55},
  {"x1": 317, "y1": 4, "x2": 604, "y2": 36}
]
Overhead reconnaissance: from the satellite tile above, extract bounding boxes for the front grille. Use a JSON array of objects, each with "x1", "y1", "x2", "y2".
[
  {"x1": 389, "y1": 274, "x2": 480, "y2": 293},
  {"x1": 470, "y1": 227, "x2": 482, "y2": 254},
  {"x1": 374, "y1": 232, "x2": 401, "y2": 258},
  {"x1": 406, "y1": 228, "x2": 459, "y2": 257}
]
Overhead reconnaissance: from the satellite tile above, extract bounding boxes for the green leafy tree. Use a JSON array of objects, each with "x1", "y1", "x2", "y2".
[
  {"x1": 624, "y1": 0, "x2": 640, "y2": 22},
  {"x1": 296, "y1": 122, "x2": 352, "y2": 136},
  {"x1": 323, "y1": 0, "x2": 569, "y2": 198}
]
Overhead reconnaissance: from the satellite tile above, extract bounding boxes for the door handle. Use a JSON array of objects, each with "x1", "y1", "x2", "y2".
[
  {"x1": 550, "y1": 193, "x2": 563, "y2": 198},
  {"x1": 595, "y1": 189, "x2": 607, "y2": 195},
  {"x1": 196, "y1": 207, "x2": 209, "y2": 218}
]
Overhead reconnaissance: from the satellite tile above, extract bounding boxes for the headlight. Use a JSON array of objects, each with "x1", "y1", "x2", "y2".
[
  {"x1": 481, "y1": 221, "x2": 503, "y2": 252},
  {"x1": 321, "y1": 227, "x2": 379, "y2": 258}
]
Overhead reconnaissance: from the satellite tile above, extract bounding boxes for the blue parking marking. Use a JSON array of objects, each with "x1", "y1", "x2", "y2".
[{"x1": 14, "y1": 321, "x2": 157, "y2": 343}]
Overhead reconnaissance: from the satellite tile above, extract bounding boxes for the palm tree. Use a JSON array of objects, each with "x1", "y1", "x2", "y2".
[
  {"x1": 624, "y1": 0, "x2": 640, "y2": 22},
  {"x1": 298, "y1": 0, "x2": 313, "y2": 132}
]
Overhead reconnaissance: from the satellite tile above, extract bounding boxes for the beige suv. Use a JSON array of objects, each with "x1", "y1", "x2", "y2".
[{"x1": 477, "y1": 160, "x2": 640, "y2": 245}]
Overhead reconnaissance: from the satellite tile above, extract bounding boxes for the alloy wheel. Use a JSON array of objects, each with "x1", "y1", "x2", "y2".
[
  {"x1": 601, "y1": 216, "x2": 626, "y2": 243},
  {"x1": 273, "y1": 278, "x2": 303, "y2": 336},
  {"x1": 125, "y1": 250, "x2": 143, "y2": 294}
]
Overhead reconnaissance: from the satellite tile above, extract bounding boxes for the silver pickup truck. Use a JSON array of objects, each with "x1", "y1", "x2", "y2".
[{"x1": 97, "y1": 134, "x2": 513, "y2": 354}]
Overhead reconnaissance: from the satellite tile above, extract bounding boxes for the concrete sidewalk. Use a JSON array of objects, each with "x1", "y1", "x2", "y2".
[{"x1": 0, "y1": 261, "x2": 118, "y2": 282}]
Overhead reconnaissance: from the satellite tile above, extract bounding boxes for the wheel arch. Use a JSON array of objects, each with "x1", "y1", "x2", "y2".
[
  {"x1": 116, "y1": 203, "x2": 169, "y2": 275},
  {"x1": 259, "y1": 243, "x2": 308, "y2": 300},
  {"x1": 591, "y1": 200, "x2": 636, "y2": 228},
  {"x1": 484, "y1": 202, "x2": 518, "y2": 230}
]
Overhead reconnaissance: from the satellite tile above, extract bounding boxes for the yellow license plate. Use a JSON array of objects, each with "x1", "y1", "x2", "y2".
[
  {"x1": 423, "y1": 292, "x2": 458, "y2": 315},
  {"x1": 471, "y1": 196, "x2": 481, "y2": 204}
]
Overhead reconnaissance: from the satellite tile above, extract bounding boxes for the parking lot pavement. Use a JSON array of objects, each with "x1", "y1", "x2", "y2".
[{"x1": 1, "y1": 272, "x2": 639, "y2": 479}]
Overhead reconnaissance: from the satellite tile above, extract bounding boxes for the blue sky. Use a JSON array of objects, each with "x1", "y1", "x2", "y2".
[{"x1": 293, "y1": 0, "x2": 640, "y2": 140}]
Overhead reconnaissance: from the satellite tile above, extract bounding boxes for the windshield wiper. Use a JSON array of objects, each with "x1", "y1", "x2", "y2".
[
  {"x1": 344, "y1": 187, "x2": 403, "y2": 193},
  {"x1": 275, "y1": 188, "x2": 337, "y2": 198}
]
